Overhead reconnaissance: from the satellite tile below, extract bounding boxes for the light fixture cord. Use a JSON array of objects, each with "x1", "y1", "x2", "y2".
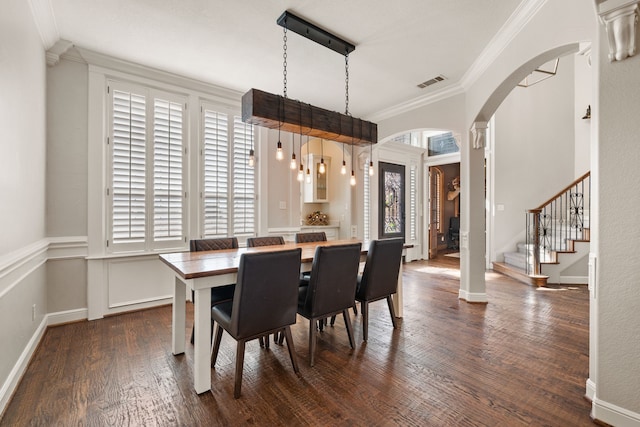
[
  {"x1": 345, "y1": 53, "x2": 349, "y2": 115},
  {"x1": 283, "y1": 26, "x2": 288, "y2": 99}
]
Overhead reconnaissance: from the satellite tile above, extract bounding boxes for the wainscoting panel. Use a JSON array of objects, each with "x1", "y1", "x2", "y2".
[{"x1": 107, "y1": 257, "x2": 173, "y2": 310}]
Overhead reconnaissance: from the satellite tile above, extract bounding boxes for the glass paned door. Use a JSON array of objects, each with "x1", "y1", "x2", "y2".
[{"x1": 378, "y1": 162, "x2": 405, "y2": 240}]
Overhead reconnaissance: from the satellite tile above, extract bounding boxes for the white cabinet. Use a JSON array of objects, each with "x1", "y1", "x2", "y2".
[{"x1": 303, "y1": 154, "x2": 330, "y2": 203}]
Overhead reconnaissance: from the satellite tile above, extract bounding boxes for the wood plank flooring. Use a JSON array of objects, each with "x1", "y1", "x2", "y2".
[{"x1": 0, "y1": 256, "x2": 594, "y2": 426}]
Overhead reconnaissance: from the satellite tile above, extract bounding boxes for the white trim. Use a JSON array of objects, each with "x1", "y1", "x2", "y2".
[
  {"x1": 0, "y1": 315, "x2": 47, "y2": 416},
  {"x1": 586, "y1": 378, "x2": 596, "y2": 401},
  {"x1": 592, "y1": 396, "x2": 640, "y2": 426},
  {"x1": 368, "y1": 0, "x2": 548, "y2": 122},
  {"x1": 458, "y1": 289, "x2": 488, "y2": 303},
  {"x1": 459, "y1": 0, "x2": 549, "y2": 90},
  {"x1": 47, "y1": 308, "x2": 88, "y2": 326},
  {"x1": 0, "y1": 240, "x2": 48, "y2": 300},
  {"x1": 27, "y1": 0, "x2": 59, "y2": 49},
  {"x1": 47, "y1": 236, "x2": 88, "y2": 260}
]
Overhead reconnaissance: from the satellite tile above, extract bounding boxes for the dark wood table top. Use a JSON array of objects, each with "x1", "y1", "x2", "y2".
[{"x1": 159, "y1": 239, "x2": 366, "y2": 280}]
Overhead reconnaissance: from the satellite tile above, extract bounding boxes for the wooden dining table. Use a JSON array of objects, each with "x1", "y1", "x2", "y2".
[{"x1": 159, "y1": 239, "x2": 406, "y2": 394}]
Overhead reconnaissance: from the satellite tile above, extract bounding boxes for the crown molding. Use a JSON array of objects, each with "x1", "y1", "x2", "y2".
[
  {"x1": 27, "y1": 0, "x2": 59, "y2": 50},
  {"x1": 369, "y1": 0, "x2": 548, "y2": 123},
  {"x1": 46, "y1": 39, "x2": 73, "y2": 66},
  {"x1": 367, "y1": 83, "x2": 465, "y2": 123},
  {"x1": 460, "y1": 0, "x2": 549, "y2": 91}
]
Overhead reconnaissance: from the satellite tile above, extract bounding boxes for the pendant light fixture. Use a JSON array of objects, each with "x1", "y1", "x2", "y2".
[
  {"x1": 350, "y1": 116, "x2": 356, "y2": 186},
  {"x1": 341, "y1": 143, "x2": 346, "y2": 175},
  {"x1": 318, "y1": 139, "x2": 326, "y2": 174},
  {"x1": 290, "y1": 133, "x2": 297, "y2": 169},
  {"x1": 276, "y1": 95, "x2": 283, "y2": 160},
  {"x1": 368, "y1": 122, "x2": 374, "y2": 176},
  {"x1": 306, "y1": 135, "x2": 311, "y2": 184},
  {"x1": 297, "y1": 101, "x2": 304, "y2": 181},
  {"x1": 247, "y1": 121, "x2": 255, "y2": 167}
]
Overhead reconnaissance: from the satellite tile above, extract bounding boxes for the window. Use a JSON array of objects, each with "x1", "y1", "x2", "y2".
[
  {"x1": 108, "y1": 82, "x2": 186, "y2": 252},
  {"x1": 201, "y1": 105, "x2": 255, "y2": 238}
]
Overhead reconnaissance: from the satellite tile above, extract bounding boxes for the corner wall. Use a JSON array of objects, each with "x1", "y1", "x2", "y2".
[{"x1": 0, "y1": 0, "x2": 48, "y2": 414}]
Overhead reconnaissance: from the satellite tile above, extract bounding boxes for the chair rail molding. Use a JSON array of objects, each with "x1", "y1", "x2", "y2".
[{"x1": 598, "y1": 0, "x2": 639, "y2": 62}]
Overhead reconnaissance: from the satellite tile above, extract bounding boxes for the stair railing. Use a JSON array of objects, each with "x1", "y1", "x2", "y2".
[{"x1": 525, "y1": 172, "x2": 590, "y2": 275}]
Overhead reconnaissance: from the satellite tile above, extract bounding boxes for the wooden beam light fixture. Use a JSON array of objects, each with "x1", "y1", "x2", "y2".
[{"x1": 241, "y1": 11, "x2": 377, "y2": 147}]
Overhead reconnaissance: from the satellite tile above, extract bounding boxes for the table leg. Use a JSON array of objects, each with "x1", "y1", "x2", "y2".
[
  {"x1": 172, "y1": 276, "x2": 186, "y2": 355},
  {"x1": 392, "y1": 261, "x2": 404, "y2": 318},
  {"x1": 193, "y1": 287, "x2": 212, "y2": 394}
]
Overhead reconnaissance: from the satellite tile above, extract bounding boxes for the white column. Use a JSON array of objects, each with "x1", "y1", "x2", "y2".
[{"x1": 459, "y1": 122, "x2": 487, "y2": 303}]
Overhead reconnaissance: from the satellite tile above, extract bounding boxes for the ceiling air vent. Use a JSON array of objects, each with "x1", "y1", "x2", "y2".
[{"x1": 417, "y1": 75, "x2": 446, "y2": 89}]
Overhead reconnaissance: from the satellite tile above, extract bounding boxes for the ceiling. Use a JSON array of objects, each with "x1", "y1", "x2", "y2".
[{"x1": 45, "y1": 0, "x2": 523, "y2": 118}]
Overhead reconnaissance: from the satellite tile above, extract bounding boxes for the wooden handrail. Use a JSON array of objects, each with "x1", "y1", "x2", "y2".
[{"x1": 530, "y1": 171, "x2": 590, "y2": 211}]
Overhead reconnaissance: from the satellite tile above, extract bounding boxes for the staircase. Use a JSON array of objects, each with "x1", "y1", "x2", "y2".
[{"x1": 494, "y1": 172, "x2": 591, "y2": 287}]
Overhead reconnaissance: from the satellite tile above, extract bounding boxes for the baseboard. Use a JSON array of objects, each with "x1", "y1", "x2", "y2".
[
  {"x1": 458, "y1": 289, "x2": 488, "y2": 303},
  {"x1": 0, "y1": 315, "x2": 47, "y2": 417},
  {"x1": 592, "y1": 396, "x2": 640, "y2": 426},
  {"x1": 559, "y1": 275, "x2": 588, "y2": 285},
  {"x1": 586, "y1": 378, "x2": 596, "y2": 402},
  {"x1": 47, "y1": 308, "x2": 88, "y2": 326}
]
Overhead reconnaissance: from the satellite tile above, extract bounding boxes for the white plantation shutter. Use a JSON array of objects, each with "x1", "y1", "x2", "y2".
[
  {"x1": 108, "y1": 81, "x2": 186, "y2": 252},
  {"x1": 112, "y1": 89, "x2": 146, "y2": 244},
  {"x1": 203, "y1": 109, "x2": 229, "y2": 237},
  {"x1": 153, "y1": 99, "x2": 184, "y2": 241},
  {"x1": 232, "y1": 116, "x2": 255, "y2": 235}
]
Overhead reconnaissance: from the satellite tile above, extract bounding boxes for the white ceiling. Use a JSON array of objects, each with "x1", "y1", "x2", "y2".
[{"x1": 45, "y1": 0, "x2": 523, "y2": 118}]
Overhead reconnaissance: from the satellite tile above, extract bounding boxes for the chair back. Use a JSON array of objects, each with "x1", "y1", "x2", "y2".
[
  {"x1": 246, "y1": 236, "x2": 285, "y2": 247},
  {"x1": 190, "y1": 237, "x2": 238, "y2": 252},
  {"x1": 301, "y1": 243, "x2": 361, "y2": 317},
  {"x1": 359, "y1": 238, "x2": 404, "y2": 301},
  {"x1": 230, "y1": 249, "x2": 302, "y2": 339},
  {"x1": 294, "y1": 232, "x2": 327, "y2": 243}
]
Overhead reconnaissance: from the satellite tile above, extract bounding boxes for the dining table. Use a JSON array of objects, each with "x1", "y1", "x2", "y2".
[{"x1": 159, "y1": 238, "x2": 407, "y2": 394}]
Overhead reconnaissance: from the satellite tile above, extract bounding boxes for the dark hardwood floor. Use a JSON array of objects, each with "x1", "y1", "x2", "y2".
[{"x1": 1, "y1": 256, "x2": 594, "y2": 426}]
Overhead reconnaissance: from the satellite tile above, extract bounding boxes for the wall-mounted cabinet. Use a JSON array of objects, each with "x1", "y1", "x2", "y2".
[{"x1": 303, "y1": 154, "x2": 331, "y2": 203}]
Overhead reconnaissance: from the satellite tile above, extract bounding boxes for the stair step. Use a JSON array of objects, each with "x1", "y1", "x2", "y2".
[
  {"x1": 504, "y1": 251, "x2": 527, "y2": 270},
  {"x1": 493, "y1": 262, "x2": 548, "y2": 287}
]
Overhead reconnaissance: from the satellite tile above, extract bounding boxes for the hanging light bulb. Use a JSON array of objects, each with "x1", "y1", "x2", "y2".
[
  {"x1": 319, "y1": 158, "x2": 326, "y2": 174},
  {"x1": 369, "y1": 160, "x2": 374, "y2": 176},
  {"x1": 248, "y1": 149, "x2": 255, "y2": 167},
  {"x1": 290, "y1": 152, "x2": 297, "y2": 169},
  {"x1": 306, "y1": 167, "x2": 311, "y2": 183},
  {"x1": 276, "y1": 140, "x2": 283, "y2": 160},
  {"x1": 350, "y1": 170, "x2": 356, "y2": 186},
  {"x1": 297, "y1": 162, "x2": 304, "y2": 181},
  {"x1": 341, "y1": 160, "x2": 347, "y2": 175}
]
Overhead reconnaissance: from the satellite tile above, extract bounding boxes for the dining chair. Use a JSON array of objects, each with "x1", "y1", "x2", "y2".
[
  {"x1": 246, "y1": 235, "x2": 286, "y2": 347},
  {"x1": 294, "y1": 231, "x2": 327, "y2": 243},
  {"x1": 210, "y1": 248, "x2": 302, "y2": 398},
  {"x1": 355, "y1": 238, "x2": 404, "y2": 341},
  {"x1": 189, "y1": 237, "x2": 239, "y2": 345},
  {"x1": 297, "y1": 243, "x2": 361, "y2": 366},
  {"x1": 246, "y1": 236, "x2": 285, "y2": 247},
  {"x1": 295, "y1": 231, "x2": 327, "y2": 285}
]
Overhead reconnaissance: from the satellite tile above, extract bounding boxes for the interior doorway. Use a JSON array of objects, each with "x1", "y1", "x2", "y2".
[{"x1": 427, "y1": 162, "x2": 460, "y2": 258}]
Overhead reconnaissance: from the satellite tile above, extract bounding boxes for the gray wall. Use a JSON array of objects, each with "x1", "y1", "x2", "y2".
[
  {"x1": 0, "y1": 0, "x2": 48, "y2": 405},
  {"x1": 492, "y1": 55, "x2": 577, "y2": 259}
]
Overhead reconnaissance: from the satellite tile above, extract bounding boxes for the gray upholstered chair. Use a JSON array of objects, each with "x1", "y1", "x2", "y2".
[
  {"x1": 245, "y1": 235, "x2": 286, "y2": 347},
  {"x1": 294, "y1": 231, "x2": 327, "y2": 243},
  {"x1": 210, "y1": 248, "x2": 302, "y2": 398},
  {"x1": 297, "y1": 243, "x2": 361, "y2": 366},
  {"x1": 246, "y1": 236, "x2": 285, "y2": 247},
  {"x1": 189, "y1": 237, "x2": 238, "y2": 344},
  {"x1": 355, "y1": 238, "x2": 404, "y2": 341}
]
